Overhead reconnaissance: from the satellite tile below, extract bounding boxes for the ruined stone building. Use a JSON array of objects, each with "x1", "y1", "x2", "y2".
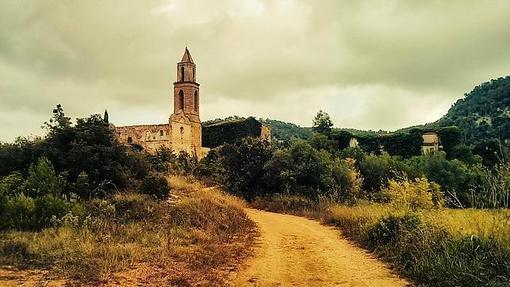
[
  {"x1": 421, "y1": 131, "x2": 441, "y2": 154},
  {"x1": 113, "y1": 48, "x2": 270, "y2": 159},
  {"x1": 114, "y1": 48, "x2": 209, "y2": 158}
]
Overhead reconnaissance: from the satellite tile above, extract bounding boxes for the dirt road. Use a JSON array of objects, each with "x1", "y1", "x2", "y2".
[{"x1": 232, "y1": 209, "x2": 410, "y2": 287}]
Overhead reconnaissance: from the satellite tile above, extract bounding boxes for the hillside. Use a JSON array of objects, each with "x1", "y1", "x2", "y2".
[
  {"x1": 431, "y1": 76, "x2": 510, "y2": 143},
  {"x1": 263, "y1": 76, "x2": 510, "y2": 146}
]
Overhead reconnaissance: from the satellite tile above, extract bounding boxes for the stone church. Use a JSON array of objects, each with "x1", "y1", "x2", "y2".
[{"x1": 114, "y1": 48, "x2": 211, "y2": 158}]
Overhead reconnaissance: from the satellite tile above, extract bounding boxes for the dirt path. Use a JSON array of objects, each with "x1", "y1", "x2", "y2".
[{"x1": 232, "y1": 209, "x2": 410, "y2": 287}]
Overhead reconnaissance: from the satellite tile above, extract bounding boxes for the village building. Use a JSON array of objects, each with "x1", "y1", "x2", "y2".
[{"x1": 421, "y1": 131, "x2": 441, "y2": 154}]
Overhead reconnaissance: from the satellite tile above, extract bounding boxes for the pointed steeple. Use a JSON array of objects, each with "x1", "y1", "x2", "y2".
[
  {"x1": 181, "y1": 47, "x2": 194, "y2": 63},
  {"x1": 104, "y1": 109, "x2": 109, "y2": 124}
]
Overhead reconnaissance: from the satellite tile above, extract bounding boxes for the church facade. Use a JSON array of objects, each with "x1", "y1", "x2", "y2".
[{"x1": 114, "y1": 48, "x2": 210, "y2": 158}]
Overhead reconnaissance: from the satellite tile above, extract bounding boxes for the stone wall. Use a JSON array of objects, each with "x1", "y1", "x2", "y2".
[{"x1": 115, "y1": 124, "x2": 170, "y2": 153}]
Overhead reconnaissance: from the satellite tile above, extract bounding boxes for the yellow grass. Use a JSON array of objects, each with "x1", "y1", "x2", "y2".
[{"x1": 0, "y1": 177, "x2": 255, "y2": 285}]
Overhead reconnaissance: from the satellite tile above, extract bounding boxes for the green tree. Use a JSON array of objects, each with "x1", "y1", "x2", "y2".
[
  {"x1": 211, "y1": 137, "x2": 273, "y2": 200},
  {"x1": 263, "y1": 140, "x2": 362, "y2": 202},
  {"x1": 312, "y1": 110, "x2": 333, "y2": 135},
  {"x1": 23, "y1": 157, "x2": 66, "y2": 198}
]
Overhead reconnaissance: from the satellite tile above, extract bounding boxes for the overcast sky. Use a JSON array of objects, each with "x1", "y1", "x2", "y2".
[{"x1": 1, "y1": 0, "x2": 510, "y2": 142}]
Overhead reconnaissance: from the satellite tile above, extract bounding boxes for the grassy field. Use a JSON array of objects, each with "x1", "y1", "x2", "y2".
[
  {"x1": 252, "y1": 196, "x2": 510, "y2": 287},
  {"x1": 0, "y1": 176, "x2": 255, "y2": 286}
]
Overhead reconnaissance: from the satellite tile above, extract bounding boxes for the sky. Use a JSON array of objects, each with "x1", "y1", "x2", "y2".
[{"x1": 1, "y1": 0, "x2": 510, "y2": 142}]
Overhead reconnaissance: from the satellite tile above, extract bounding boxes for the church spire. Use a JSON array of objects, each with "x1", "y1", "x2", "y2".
[
  {"x1": 181, "y1": 47, "x2": 194, "y2": 63},
  {"x1": 104, "y1": 109, "x2": 109, "y2": 124}
]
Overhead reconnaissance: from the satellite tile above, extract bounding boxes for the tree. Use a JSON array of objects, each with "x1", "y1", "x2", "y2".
[
  {"x1": 437, "y1": 126, "x2": 462, "y2": 156},
  {"x1": 212, "y1": 137, "x2": 273, "y2": 200},
  {"x1": 263, "y1": 140, "x2": 362, "y2": 202},
  {"x1": 312, "y1": 110, "x2": 333, "y2": 135}
]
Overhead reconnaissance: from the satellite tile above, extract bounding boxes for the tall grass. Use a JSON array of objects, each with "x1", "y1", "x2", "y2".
[
  {"x1": 253, "y1": 196, "x2": 510, "y2": 286},
  {"x1": 0, "y1": 176, "x2": 255, "y2": 285}
]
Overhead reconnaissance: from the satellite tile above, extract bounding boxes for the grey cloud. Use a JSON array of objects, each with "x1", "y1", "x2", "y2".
[{"x1": 1, "y1": 0, "x2": 510, "y2": 141}]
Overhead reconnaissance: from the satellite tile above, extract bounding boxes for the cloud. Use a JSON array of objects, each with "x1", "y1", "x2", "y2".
[{"x1": 1, "y1": 0, "x2": 510, "y2": 141}]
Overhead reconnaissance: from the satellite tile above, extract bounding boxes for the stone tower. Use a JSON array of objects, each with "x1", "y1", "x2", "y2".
[{"x1": 169, "y1": 47, "x2": 203, "y2": 156}]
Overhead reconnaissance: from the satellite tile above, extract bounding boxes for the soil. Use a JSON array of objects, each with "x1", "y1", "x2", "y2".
[{"x1": 231, "y1": 209, "x2": 410, "y2": 287}]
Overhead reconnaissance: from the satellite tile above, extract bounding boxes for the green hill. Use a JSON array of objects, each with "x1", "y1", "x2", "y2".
[
  {"x1": 205, "y1": 76, "x2": 510, "y2": 147},
  {"x1": 432, "y1": 76, "x2": 510, "y2": 144}
]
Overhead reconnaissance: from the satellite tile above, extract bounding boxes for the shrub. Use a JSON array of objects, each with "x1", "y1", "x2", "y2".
[
  {"x1": 211, "y1": 137, "x2": 273, "y2": 200},
  {"x1": 0, "y1": 172, "x2": 25, "y2": 197},
  {"x1": 110, "y1": 193, "x2": 160, "y2": 222},
  {"x1": 469, "y1": 162, "x2": 510, "y2": 208},
  {"x1": 2, "y1": 194, "x2": 36, "y2": 230},
  {"x1": 23, "y1": 157, "x2": 66, "y2": 197},
  {"x1": 406, "y1": 152, "x2": 470, "y2": 206},
  {"x1": 33, "y1": 194, "x2": 70, "y2": 227},
  {"x1": 263, "y1": 140, "x2": 362, "y2": 202},
  {"x1": 147, "y1": 147, "x2": 176, "y2": 173},
  {"x1": 251, "y1": 195, "x2": 319, "y2": 214},
  {"x1": 382, "y1": 177, "x2": 443, "y2": 210},
  {"x1": 358, "y1": 153, "x2": 407, "y2": 194},
  {"x1": 368, "y1": 213, "x2": 421, "y2": 247},
  {"x1": 140, "y1": 174, "x2": 170, "y2": 200}
]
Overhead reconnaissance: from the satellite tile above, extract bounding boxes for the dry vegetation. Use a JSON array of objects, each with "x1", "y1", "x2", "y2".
[{"x1": 0, "y1": 176, "x2": 255, "y2": 286}]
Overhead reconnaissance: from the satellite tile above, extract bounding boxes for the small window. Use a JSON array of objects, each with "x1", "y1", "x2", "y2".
[
  {"x1": 160, "y1": 130, "x2": 164, "y2": 136},
  {"x1": 179, "y1": 90, "x2": 184, "y2": 110},
  {"x1": 194, "y1": 91, "x2": 198, "y2": 111},
  {"x1": 180, "y1": 66, "x2": 185, "y2": 81},
  {"x1": 127, "y1": 136, "x2": 133, "y2": 143}
]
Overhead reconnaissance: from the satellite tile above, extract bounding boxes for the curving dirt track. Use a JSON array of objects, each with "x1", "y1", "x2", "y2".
[{"x1": 232, "y1": 209, "x2": 410, "y2": 287}]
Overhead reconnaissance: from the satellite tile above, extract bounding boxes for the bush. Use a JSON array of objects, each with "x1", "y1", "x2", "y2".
[
  {"x1": 23, "y1": 157, "x2": 66, "y2": 197},
  {"x1": 140, "y1": 174, "x2": 170, "y2": 200},
  {"x1": 358, "y1": 153, "x2": 407, "y2": 194},
  {"x1": 368, "y1": 213, "x2": 422, "y2": 247},
  {"x1": 33, "y1": 194, "x2": 70, "y2": 227},
  {"x1": 0, "y1": 193, "x2": 70, "y2": 230},
  {"x1": 110, "y1": 193, "x2": 160, "y2": 222},
  {"x1": 146, "y1": 147, "x2": 176, "y2": 173},
  {"x1": 382, "y1": 177, "x2": 443, "y2": 210},
  {"x1": 2, "y1": 194, "x2": 36, "y2": 230},
  {"x1": 263, "y1": 140, "x2": 362, "y2": 202},
  {"x1": 0, "y1": 172, "x2": 25, "y2": 197},
  {"x1": 209, "y1": 137, "x2": 273, "y2": 200},
  {"x1": 406, "y1": 152, "x2": 470, "y2": 206}
]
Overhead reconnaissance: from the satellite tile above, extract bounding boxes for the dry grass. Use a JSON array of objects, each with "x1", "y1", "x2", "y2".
[{"x1": 0, "y1": 176, "x2": 256, "y2": 286}]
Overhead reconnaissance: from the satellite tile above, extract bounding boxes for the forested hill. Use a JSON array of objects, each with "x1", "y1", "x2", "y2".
[
  {"x1": 432, "y1": 76, "x2": 510, "y2": 143},
  {"x1": 260, "y1": 119, "x2": 312, "y2": 141},
  {"x1": 213, "y1": 76, "x2": 510, "y2": 145}
]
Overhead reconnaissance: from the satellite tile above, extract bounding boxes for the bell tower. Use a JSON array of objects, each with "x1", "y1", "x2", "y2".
[
  {"x1": 170, "y1": 47, "x2": 203, "y2": 157},
  {"x1": 173, "y1": 47, "x2": 200, "y2": 120}
]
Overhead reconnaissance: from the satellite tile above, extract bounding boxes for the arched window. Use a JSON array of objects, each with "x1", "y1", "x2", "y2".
[
  {"x1": 193, "y1": 68, "x2": 195, "y2": 81},
  {"x1": 194, "y1": 91, "x2": 198, "y2": 111},
  {"x1": 179, "y1": 90, "x2": 184, "y2": 110},
  {"x1": 180, "y1": 66, "x2": 185, "y2": 81}
]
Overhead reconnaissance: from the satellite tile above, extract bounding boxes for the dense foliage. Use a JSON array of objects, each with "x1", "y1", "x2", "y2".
[
  {"x1": 202, "y1": 116, "x2": 265, "y2": 148},
  {"x1": 261, "y1": 119, "x2": 313, "y2": 142},
  {"x1": 312, "y1": 110, "x2": 333, "y2": 135},
  {"x1": 196, "y1": 138, "x2": 362, "y2": 202},
  {"x1": 434, "y1": 76, "x2": 510, "y2": 144},
  {"x1": 196, "y1": 129, "x2": 509, "y2": 209},
  {"x1": 0, "y1": 105, "x2": 172, "y2": 231}
]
